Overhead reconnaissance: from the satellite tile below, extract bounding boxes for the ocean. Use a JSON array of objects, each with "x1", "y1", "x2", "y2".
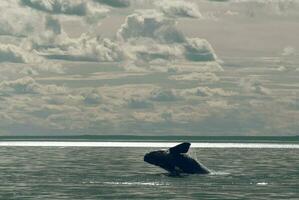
[{"x1": 0, "y1": 140, "x2": 298, "y2": 199}]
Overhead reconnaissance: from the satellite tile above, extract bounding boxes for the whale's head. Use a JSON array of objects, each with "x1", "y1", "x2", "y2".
[{"x1": 144, "y1": 150, "x2": 168, "y2": 166}]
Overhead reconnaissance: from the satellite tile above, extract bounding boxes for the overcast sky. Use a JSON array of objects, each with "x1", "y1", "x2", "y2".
[{"x1": 0, "y1": 0, "x2": 298, "y2": 136}]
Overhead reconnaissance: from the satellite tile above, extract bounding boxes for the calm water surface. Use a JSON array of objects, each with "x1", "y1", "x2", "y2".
[{"x1": 0, "y1": 146, "x2": 298, "y2": 199}]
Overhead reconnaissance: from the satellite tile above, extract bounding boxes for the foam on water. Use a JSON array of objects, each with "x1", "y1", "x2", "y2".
[
  {"x1": 0, "y1": 141, "x2": 298, "y2": 148},
  {"x1": 209, "y1": 171, "x2": 231, "y2": 176},
  {"x1": 103, "y1": 181, "x2": 168, "y2": 186}
]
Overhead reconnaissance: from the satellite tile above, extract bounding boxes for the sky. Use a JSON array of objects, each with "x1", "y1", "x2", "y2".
[{"x1": 0, "y1": 0, "x2": 298, "y2": 136}]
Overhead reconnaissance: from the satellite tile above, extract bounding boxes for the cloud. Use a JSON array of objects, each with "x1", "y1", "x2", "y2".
[
  {"x1": 0, "y1": 77, "x2": 67, "y2": 95},
  {"x1": 20, "y1": 0, "x2": 109, "y2": 17},
  {"x1": 19, "y1": 0, "x2": 109, "y2": 25},
  {"x1": 224, "y1": 10, "x2": 239, "y2": 16},
  {"x1": 82, "y1": 89, "x2": 102, "y2": 105},
  {"x1": 0, "y1": 1, "x2": 42, "y2": 37},
  {"x1": 240, "y1": 78, "x2": 271, "y2": 95},
  {"x1": 0, "y1": 43, "x2": 63, "y2": 73},
  {"x1": 127, "y1": 98, "x2": 153, "y2": 109},
  {"x1": 150, "y1": 89, "x2": 179, "y2": 101},
  {"x1": 91, "y1": 84, "x2": 158, "y2": 107},
  {"x1": 275, "y1": 66, "x2": 287, "y2": 72},
  {"x1": 173, "y1": 62, "x2": 223, "y2": 73},
  {"x1": 42, "y1": 35, "x2": 125, "y2": 62},
  {"x1": 20, "y1": 0, "x2": 87, "y2": 16},
  {"x1": 117, "y1": 9, "x2": 219, "y2": 69},
  {"x1": 117, "y1": 10, "x2": 185, "y2": 43},
  {"x1": 24, "y1": 14, "x2": 124, "y2": 63},
  {"x1": 184, "y1": 38, "x2": 217, "y2": 62},
  {"x1": 230, "y1": 0, "x2": 299, "y2": 17},
  {"x1": 206, "y1": 100, "x2": 232, "y2": 109},
  {"x1": 34, "y1": 8, "x2": 218, "y2": 67},
  {"x1": 208, "y1": 0, "x2": 230, "y2": 2},
  {"x1": 1, "y1": 4, "x2": 218, "y2": 69},
  {"x1": 169, "y1": 72, "x2": 219, "y2": 82},
  {"x1": 122, "y1": 41, "x2": 183, "y2": 67},
  {"x1": 0, "y1": 44, "x2": 28, "y2": 63},
  {"x1": 45, "y1": 16, "x2": 62, "y2": 34},
  {"x1": 182, "y1": 87, "x2": 235, "y2": 97},
  {"x1": 155, "y1": 0, "x2": 202, "y2": 18},
  {"x1": 94, "y1": 0, "x2": 130, "y2": 8},
  {"x1": 282, "y1": 46, "x2": 296, "y2": 56}
]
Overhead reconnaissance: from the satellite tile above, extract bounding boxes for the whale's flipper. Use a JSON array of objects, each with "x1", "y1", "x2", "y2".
[{"x1": 169, "y1": 142, "x2": 190, "y2": 154}]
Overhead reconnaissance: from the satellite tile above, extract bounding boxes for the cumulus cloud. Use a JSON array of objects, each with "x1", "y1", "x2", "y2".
[
  {"x1": 29, "y1": 16, "x2": 124, "y2": 63},
  {"x1": 43, "y1": 35, "x2": 124, "y2": 62},
  {"x1": 0, "y1": 44, "x2": 28, "y2": 63},
  {"x1": 2, "y1": 0, "x2": 219, "y2": 71},
  {"x1": 117, "y1": 10, "x2": 185, "y2": 43},
  {"x1": 0, "y1": 1, "x2": 42, "y2": 37},
  {"x1": 0, "y1": 43, "x2": 63, "y2": 73},
  {"x1": 155, "y1": 0, "x2": 202, "y2": 18},
  {"x1": 34, "y1": 8, "x2": 217, "y2": 66},
  {"x1": 117, "y1": 9, "x2": 219, "y2": 69}
]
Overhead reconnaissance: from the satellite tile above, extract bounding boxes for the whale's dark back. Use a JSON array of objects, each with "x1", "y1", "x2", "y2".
[
  {"x1": 170, "y1": 153, "x2": 209, "y2": 174},
  {"x1": 144, "y1": 142, "x2": 210, "y2": 175}
]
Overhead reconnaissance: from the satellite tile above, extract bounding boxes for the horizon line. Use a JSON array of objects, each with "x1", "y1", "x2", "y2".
[{"x1": 0, "y1": 141, "x2": 299, "y2": 149}]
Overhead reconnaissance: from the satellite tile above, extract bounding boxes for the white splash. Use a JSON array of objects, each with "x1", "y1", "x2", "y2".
[{"x1": 257, "y1": 182, "x2": 268, "y2": 186}]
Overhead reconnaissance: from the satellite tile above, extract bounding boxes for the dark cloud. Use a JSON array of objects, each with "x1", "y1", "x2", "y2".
[
  {"x1": 84, "y1": 93, "x2": 102, "y2": 105},
  {"x1": 156, "y1": 0, "x2": 202, "y2": 18},
  {"x1": 94, "y1": 0, "x2": 130, "y2": 8},
  {"x1": 127, "y1": 98, "x2": 153, "y2": 109},
  {"x1": 150, "y1": 89, "x2": 178, "y2": 101},
  {"x1": 20, "y1": 0, "x2": 88, "y2": 16},
  {"x1": 0, "y1": 44, "x2": 26, "y2": 63},
  {"x1": 184, "y1": 38, "x2": 217, "y2": 62},
  {"x1": 45, "y1": 16, "x2": 61, "y2": 34}
]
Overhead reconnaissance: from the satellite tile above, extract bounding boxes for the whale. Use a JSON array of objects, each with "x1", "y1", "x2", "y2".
[{"x1": 144, "y1": 142, "x2": 210, "y2": 176}]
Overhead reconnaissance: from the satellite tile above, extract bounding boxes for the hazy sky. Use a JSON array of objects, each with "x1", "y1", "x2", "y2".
[{"x1": 0, "y1": 0, "x2": 298, "y2": 136}]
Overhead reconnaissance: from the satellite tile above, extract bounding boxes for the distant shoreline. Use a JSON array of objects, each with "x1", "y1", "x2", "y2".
[
  {"x1": 0, "y1": 135, "x2": 298, "y2": 143},
  {"x1": 0, "y1": 141, "x2": 299, "y2": 148}
]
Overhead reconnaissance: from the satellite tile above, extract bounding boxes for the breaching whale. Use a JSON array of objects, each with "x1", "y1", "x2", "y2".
[{"x1": 144, "y1": 142, "x2": 210, "y2": 175}]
